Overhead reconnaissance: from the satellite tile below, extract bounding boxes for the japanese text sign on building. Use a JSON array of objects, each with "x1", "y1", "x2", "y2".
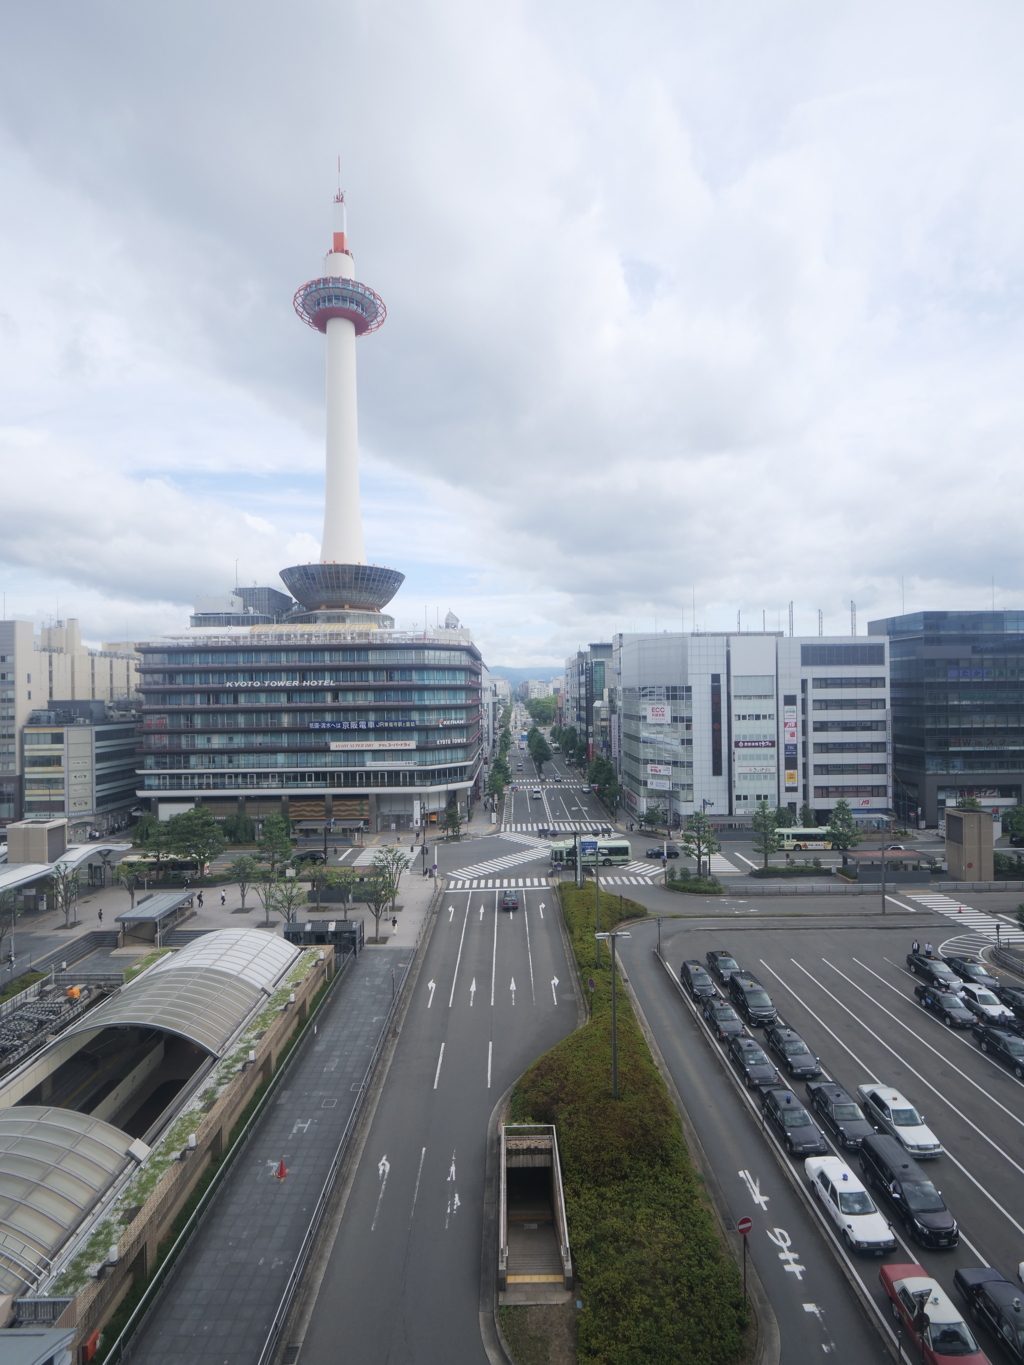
[{"x1": 644, "y1": 703, "x2": 670, "y2": 724}]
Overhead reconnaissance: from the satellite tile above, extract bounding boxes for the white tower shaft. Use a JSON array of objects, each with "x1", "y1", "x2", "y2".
[{"x1": 320, "y1": 249, "x2": 365, "y2": 565}]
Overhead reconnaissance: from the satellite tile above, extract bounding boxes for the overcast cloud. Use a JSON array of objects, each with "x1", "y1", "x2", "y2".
[{"x1": 1, "y1": 0, "x2": 1023, "y2": 665}]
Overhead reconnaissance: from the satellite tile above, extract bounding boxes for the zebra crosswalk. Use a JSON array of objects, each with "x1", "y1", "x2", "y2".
[
  {"x1": 904, "y1": 891, "x2": 1024, "y2": 945},
  {"x1": 501, "y1": 822, "x2": 614, "y2": 834},
  {"x1": 446, "y1": 846, "x2": 550, "y2": 881},
  {"x1": 448, "y1": 877, "x2": 549, "y2": 889}
]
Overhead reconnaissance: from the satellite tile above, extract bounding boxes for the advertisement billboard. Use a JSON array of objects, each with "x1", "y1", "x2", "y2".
[
  {"x1": 644, "y1": 703, "x2": 670, "y2": 724},
  {"x1": 647, "y1": 763, "x2": 672, "y2": 776},
  {"x1": 647, "y1": 779, "x2": 671, "y2": 791},
  {"x1": 783, "y1": 704, "x2": 798, "y2": 791}
]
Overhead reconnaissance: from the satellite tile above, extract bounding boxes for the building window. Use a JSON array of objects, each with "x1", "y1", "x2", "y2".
[
  {"x1": 812, "y1": 720, "x2": 887, "y2": 732},
  {"x1": 811, "y1": 677, "x2": 886, "y2": 689},
  {"x1": 812, "y1": 764, "x2": 888, "y2": 775},
  {"x1": 812, "y1": 699, "x2": 887, "y2": 711},
  {"x1": 801, "y1": 645, "x2": 885, "y2": 666},
  {"x1": 711, "y1": 675, "x2": 722, "y2": 776},
  {"x1": 813, "y1": 785, "x2": 888, "y2": 798}
]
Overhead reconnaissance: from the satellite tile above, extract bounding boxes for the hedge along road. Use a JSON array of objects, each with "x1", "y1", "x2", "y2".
[
  {"x1": 292, "y1": 886, "x2": 576, "y2": 1365},
  {"x1": 616, "y1": 919, "x2": 891, "y2": 1365}
]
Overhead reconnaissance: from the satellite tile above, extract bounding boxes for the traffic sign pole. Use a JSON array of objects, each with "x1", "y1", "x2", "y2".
[{"x1": 736, "y1": 1216, "x2": 753, "y2": 1302}]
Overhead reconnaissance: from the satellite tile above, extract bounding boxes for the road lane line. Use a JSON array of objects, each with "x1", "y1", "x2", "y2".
[
  {"x1": 433, "y1": 1043, "x2": 445, "y2": 1090},
  {"x1": 490, "y1": 893, "x2": 498, "y2": 1006},
  {"x1": 447, "y1": 905, "x2": 470, "y2": 1008},
  {"x1": 756, "y1": 959, "x2": 881, "y2": 1083},
  {"x1": 850, "y1": 955, "x2": 1024, "y2": 1100},
  {"x1": 523, "y1": 901, "x2": 536, "y2": 1005},
  {"x1": 772, "y1": 958, "x2": 1024, "y2": 1242},
  {"x1": 409, "y1": 1146, "x2": 426, "y2": 1227},
  {"x1": 487, "y1": 1040, "x2": 492, "y2": 1089},
  {"x1": 818, "y1": 956, "x2": 1024, "y2": 1170}
]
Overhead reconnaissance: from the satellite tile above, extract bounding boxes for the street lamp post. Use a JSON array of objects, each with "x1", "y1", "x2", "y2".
[{"x1": 595, "y1": 930, "x2": 631, "y2": 1099}]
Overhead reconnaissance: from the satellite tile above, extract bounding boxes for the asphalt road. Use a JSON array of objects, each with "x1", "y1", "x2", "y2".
[
  {"x1": 296, "y1": 882, "x2": 577, "y2": 1364},
  {"x1": 619, "y1": 910, "x2": 1024, "y2": 1364}
]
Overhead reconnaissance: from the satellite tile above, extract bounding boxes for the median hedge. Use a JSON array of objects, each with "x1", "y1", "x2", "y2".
[{"x1": 510, "y1": 885, "x2": 747, "y2": 1365}]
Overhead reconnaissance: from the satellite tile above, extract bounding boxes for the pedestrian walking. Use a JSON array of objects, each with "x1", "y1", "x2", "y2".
[
  {"x1": 220, "y1": 891, "x2": 226, "y2": 907},
  {"x1": 97, "y1": 908, "x2": 104, "y2": 924},
  {"x1": 197, "y1": 891, "x2": 204, "y2": 909},
  {"x1": 391, "y1": 916, "x2": 397, "y2": 930},
  {"x1": 912, "y1": 939, "x2": 920, "y2": 955},
  {"x1": 924, "y1": 941, "x2": 933, "y2": 957}
]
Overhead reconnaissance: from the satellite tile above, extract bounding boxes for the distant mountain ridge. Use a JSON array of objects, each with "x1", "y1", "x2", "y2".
[{"x1": 486, "y1": 666, "x2": 561, "y2": 689}]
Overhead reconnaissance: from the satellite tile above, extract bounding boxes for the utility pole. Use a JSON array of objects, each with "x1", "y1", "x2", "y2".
[{"x1": 596, "y1": 931, "x2": 631, "y2": 1098}]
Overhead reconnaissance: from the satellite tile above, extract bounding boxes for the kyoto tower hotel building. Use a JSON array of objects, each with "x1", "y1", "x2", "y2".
[{"x1": 134, "y1": 196, "x2": 485, "y2": 834}]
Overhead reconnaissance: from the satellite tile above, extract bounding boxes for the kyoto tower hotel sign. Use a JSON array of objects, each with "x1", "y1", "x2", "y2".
[{"x1": 280, "y1": 193, "x2": 404, "y2": 626}]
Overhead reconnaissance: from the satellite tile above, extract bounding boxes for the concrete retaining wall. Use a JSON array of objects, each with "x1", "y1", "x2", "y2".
[{"x1": 699, "y1": 879, "x2": 1024, "y2": 897}]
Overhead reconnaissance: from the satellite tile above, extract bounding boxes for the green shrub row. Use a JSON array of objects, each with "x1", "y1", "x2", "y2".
[
  {"x1": 747, "y1": 864, "x2": 828, "y2": 878},
  {"x1": 665, "y1": 869, "x2": 725, "y2": 895},
  {"x1": 511, "y1": 885, "x2": 747, "y2": 1365}
]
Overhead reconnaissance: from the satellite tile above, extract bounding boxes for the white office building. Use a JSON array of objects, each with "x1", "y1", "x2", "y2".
[{"x1": 612, "y1": 632, "x2": 891, "y2": 827}]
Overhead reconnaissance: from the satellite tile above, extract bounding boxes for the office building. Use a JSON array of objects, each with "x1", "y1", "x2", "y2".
[
  {"x1": 562, "y1": 644, "x2": 612, "y2": 762},
  {"x1": 612, "y1": 632, "x2": 891, "y2": 827},
  {"x1": 869, "y1": 611, "x2": 1024, "y2": 826},
  {"x1": 21, "y1": 701, "x2": 139, "y2": 836},
  {"x1": 134, "y1": 196, "x2": 485, "y2": 832}
]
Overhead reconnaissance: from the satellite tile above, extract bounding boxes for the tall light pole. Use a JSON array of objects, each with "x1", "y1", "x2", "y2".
[{"x1": 595, "y1": 931, "x2": 631, "y2": 1099}]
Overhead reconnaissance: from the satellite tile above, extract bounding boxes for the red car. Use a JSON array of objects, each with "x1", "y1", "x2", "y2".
[{"x1": 879, "y1": 1264, "x2": 991, "y2": 1364}]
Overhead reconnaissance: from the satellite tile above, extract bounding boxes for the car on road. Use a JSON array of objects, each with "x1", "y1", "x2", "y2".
[
  {"x1": 530, "y1": 788, "x2": 542, "y2": 799},
  {"x1": 705, "y1": 950, "x2": 741, "y2": 985},
  {"x1": 954, "y1": 1267, "x2": 1024, "y2": 1364},
  {"x1": 645, "y1": 846, "x2": 680, "y2": 858},
  {"x1": 680, "y1": 960, "x2": 717, "y2": 1000},
  {"x1": 805, "y1": 1082, "x2": 875, "y2": 1149},
  {"x1": 804, "y1": 1155, "x2": 897, "y2": 1255},
  {"x1": 971, "y1": 1024, "x2": 1024, "y2": 1078},
  {"x1": 500, "y1": 891, "x2": 519, "y2": 912},
  {"x1": 994, "y1": 983, "x2": 1024, "y2": 1017},
  {"x1": 879, "y1": 1265, "x2": 987, "y2": 1363},
  {"x1": 958, "y1": 982, "x2": 1016, "y2": 1023},
  {"x1": 914, "y1": 984, "x2": 975, "y2": 1029},
  {"x1": 944, "y1": 955, "x2": 999, "y2": 991},
  {"x1": 860, "y1": 1136, "x2": 958, "y2": 1247},
  {"x1": 906, "y1": 953, "x2": 965, "y2": 992},
  {"x1": 728, "y1": 972, "x2": 778, "y2": 1027},
  {"x1": 294, "y1": 849, "x2": 327, "y2": 863},
  {"x1": 727, "y1": 1035, "x2": 781, "y2": 1090},
  {"x1": 516, "y1": 763, "x2": 523, "y2": 770},
  {"x1": 763, "y1": 1022, "x2": 821, "y2": 1078},
  {"x1": 857, "y1": 1084, "x2": 943, "y2": 1157},
  {"x1": 760, "y1": 1088, "x2": 828, "y2": 1155},
  {"x1": 553, "y1": 775, "x2": 563, "y2": 781},
  {"x1": 701, "y1": 995, "x2": 746, "y2": 1041},
  {"x1": 884, "y1": 844, "x2": 907, "y2": 850}
]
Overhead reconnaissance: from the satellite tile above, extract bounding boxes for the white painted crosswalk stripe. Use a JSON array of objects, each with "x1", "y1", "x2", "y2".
[
  {"x1": 500, "y1": 822, "x2": 614, "y2": 834},
  {"x1": 446, "y1": 846, "x2": 549, "y2": 880},
  {"x1": 905, "y1": 892, "x2": 1024, "y2": 944},
  {"x1": 447, "y1": 877, "x2": 549, "y2": 889}
]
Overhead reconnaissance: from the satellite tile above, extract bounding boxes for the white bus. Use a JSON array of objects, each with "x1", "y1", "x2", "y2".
[
  {"x1": 549, "y1": 838, "x2": 632, "y2": 867},
  {"x1": 778, "y1": 828, "x2": 834, "y2": 851}
]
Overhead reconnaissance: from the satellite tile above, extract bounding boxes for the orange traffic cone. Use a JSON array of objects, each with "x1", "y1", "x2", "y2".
[{"x1": 276, "y1": 1159, "x2": 287, "y2": 1180}]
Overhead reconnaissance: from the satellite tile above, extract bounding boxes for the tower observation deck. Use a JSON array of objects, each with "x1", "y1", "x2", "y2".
[{"x1": 279, "y1": 192, "x2": 404, "y2": 626}]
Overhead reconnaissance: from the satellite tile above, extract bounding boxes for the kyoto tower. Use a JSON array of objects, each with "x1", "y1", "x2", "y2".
[{"x1": 279, "y1": 192, "x2": 404, "y2": 626}]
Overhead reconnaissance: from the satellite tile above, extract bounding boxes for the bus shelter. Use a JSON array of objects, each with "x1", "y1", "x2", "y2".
[{"x1": 115, "y1": 890, "x2": 196, "y2": 946}]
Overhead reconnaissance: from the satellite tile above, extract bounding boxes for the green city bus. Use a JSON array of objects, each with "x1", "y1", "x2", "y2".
[
  {"x1": 778, "y1": 828, "x2": 834, "y2": 850},
  {"x1": 549, "y1": 838, "x2": 632, "y2": 867}
]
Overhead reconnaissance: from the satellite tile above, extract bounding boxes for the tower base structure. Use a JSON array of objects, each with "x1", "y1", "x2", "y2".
[{"x1": 279, "y1": 562, "x2": 404, "y2": 630}]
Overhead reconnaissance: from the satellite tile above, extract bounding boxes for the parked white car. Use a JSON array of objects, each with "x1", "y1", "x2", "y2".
[
  {"x1": 857, "y1": 1083, "x2": 944, "y2": 1157},
  {"x1": 804, "y1": 1155, "x2": 897, "y2": 1255},
  {"x1": 958, "y1": 982, "x2": 1016, "y2": 1023}
]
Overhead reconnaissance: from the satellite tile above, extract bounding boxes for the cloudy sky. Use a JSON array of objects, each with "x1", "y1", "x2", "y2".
[{"x1": 2, "y1": 0, "x2": 1023, "y2": 667}]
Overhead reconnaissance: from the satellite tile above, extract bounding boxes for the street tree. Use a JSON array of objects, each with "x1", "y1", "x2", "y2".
[
  {"x1": 799, "y1": 802, "x2": 817, "y2": 829},
  {"x1": 680, "y1": 811, "x2": 721, "y2": 878},
  {"x1": 113, "y1": 861, "x2": 146, "y2": 909},
  {"x1": 440, "y1": 806, "x2": 463, "y2": 840},
  {"x1": 254, "y1": 872, "x2": 280, "y2": 927},
  {"x1": 773, "y1": 805, "x2": 795, "y2": 828},
  {"x1": 587, "y1": 756, "x2": 619, "y2": 810},
  {"x1": 0, "y1": 889, "x2": 18, "y2": 958},
  {"x1": 956, "y1": 794, "x2": 983, "y2": 811},
  {"x1": 48, "y1": 865, "x2": 81, "y2": 929},
  {"x1": 258, "y1": 812, "x2": 294, "y2": 875},
  {"x1": 227, "y1": 854, "x2": 260, "y2": 910},
  {"x1": 826, "y1": 798, "x2": 862, "y2": 868},
  {"x1": 371, "y1": 846, "x2": 412, "y2": 911},
  {"x1": 526, "y1": 696, "x2": 557, "y2": 725},
  {"x1": 751, "y1": 801, "x2": 781, "y2": 868},
  {"x1": 641, "y1": 804, "x2": 664, "y2": 833},
  {"x1": 167, "y1": 807, "x2": 227, "y2": 878},
  {"x1": 272, "y1": 873, "x2": 308, "y2": 924},
  {"x1": 136, "y1": 817, "x2": 174, "y2": 872},
  {"x1": 530, "y1": 733, "x2": 552, "y2": 774},
  {"x1": 1004, "y1": 806, "x2": 1024, "y2": 842},
  {"x1": 363, "y1": 872, "x2": 393, "y2": 942}
]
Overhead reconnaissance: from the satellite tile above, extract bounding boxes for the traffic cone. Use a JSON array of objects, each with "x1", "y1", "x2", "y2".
[{"x1": 276, "y1": 1159, "x2": 287, "y2": 1180}]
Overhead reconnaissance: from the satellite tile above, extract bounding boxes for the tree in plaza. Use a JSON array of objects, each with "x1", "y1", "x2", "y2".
[
  {"x1": 136, "y1": 816, "x2": 174, "y2": 872},
  {"x1": 440, "y1": 805, "x2": 463, "y2": 840},
  {"x1": 587, "y1": 756, "x2": 619, "y2": 811},
  {"x1": 751, "y1": 801, "x2": 782, "y2": 869},
  {"x1": 48, "y1": 865, "x2": 81, "y2": 929},
  {"x1": 226, "y1": 854, "x2": 259, "y2": 911},
  {"x1": 773, "y1": 805, "x2": 795, "y2": 828},
  {"x1": 222, "y1": 812, "x2": 256, "y2": 844},
  {"x1": 799, "y1": 802, "x2": 818, "y2": 828},
  {"x1": 113, "y1": 860, "x2": 146, "y2": 909},
  {"x1": 272, "y1": 873, "x2": 308, "y2": 924},
  {"x1": 680, "y1": 810, "x2": 721, "y2": 878},
  {"x1": 826, "y1": 797, "x2": 862, "y2": 868},
  {"x1": 363, "y1": 872, "x2": 394, "y2": 943},
  {"x1": 371, "y1": 846, "x2": 412, "y2": 911},
  {"x1": 167, "y1": 807, "x2": 227, "y2": 879},
  {"x1": 956, "y1": 794, "x2": 983, "y2": 811},
  {"x1": 254, "y1": 871, "x2": 280, "y2": 927},
  {"x1": 258, "y1": 812, "x2": 295, "y2": 875}
]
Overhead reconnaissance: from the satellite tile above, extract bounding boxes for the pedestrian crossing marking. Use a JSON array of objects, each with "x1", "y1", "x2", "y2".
[
  {"x1": 445, "y1": 846, "x2": 550, "y2": 880},
  {"x1": 501, "y1": 822, "x2": 614, "y2": 834},
  {"x1": 906, "y1": 892, "x2": 1024, "y2": 945},
  {"x1": 446, "y1": 877, "x2": 550, "y2": 889}
]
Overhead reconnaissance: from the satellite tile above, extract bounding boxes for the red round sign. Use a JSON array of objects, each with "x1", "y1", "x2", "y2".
[{"x1": 737, "y1": 1216, "x2": 753, "y2": 1235}]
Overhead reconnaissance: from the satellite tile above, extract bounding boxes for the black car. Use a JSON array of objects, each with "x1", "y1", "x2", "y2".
[
  {"x1": 954, "y1": 1267, "x2": 1024, "y2": 1363},
  {"x1": 805, "y1": 1082, "x2": 875, "y2": 1149},
  {"x1": 680, "y1": 960, "x2": 716, "y2": 1000},
  {"x1": 905, "y1": 952, "x2": 964, "y2": 991},
  {"x1": 701, "y1": 995, "x2": 746, "y2": 1041},
  {"x1": 972, "y1": 1023, "x2": 1024, "y2": 1078},
  {"x1": 760, "y1": 1088, "x2": 828, "y2": 1155},
  {"x1": 913, "y1": 983, "x2": 975, "y2": 1029},
  {"x1": 705, "y1": 950, "x2": 740, "y2": 985},
  {"x1": 728, "y1": 1035, "x2": 781, "y2": 1090},
  {"x1": 763, "y1": 1023, "x2": 822, "y2": 1078},
  {"x1": 995, "y1": 983, "x2": 1024, "y2": 1017},
  {"x1": 944, "y1": 954, "x2": 999, "y2": 990},
  {"x1": 859, "y1": 1135, "x2": 958, "y2": 1248},
  {"x1": 500, "y1": 891, "x2": 519, "y2": 911},
  {"x1": 728, "y1": 972, "x2": 778, "y2": 1027},
  {"x1": 294, "y1": 849, "x2": 327, "y2": 863},
  {"x1": 645, "y1": 846, "x2": 680, "y2": 859}
]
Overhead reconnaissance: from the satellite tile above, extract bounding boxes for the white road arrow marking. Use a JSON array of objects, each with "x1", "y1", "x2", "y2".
[
  {"x1": 510, "y1": 976, "x2": 517, "y2": 1007},
  {"x1": 479, "y1": 903, "x2": 485, "y2": 920},
  {"x1": 766, "y1": 1226, "x2": 805, "y2": 1279},
  {"x1": 433, "y1": 1042, "x2": 445, "y2": 1089},
  {"x1": 469, "y1": 978, "x2": 477, "y2": 1006},
  {"x1": 738, "y1": 1170, "x2": 769, "y2": 1210},
  {"x1": 445, "y1": 1190, "x2": 461, "y2": 1230},
  {"x1": 538, "y1": 901, "x2": 545, "y2": 919},
  {"x1": 427, "y1": 979, "x2": 436, "y2": 1008},
  {"x1": 550, "y1": 976, "x2": 559, "y2": 1005},
  {"x1": 371, "y1": 1153, "x2": 390, "y2": 1231},
  {"x1": 448, "y1": 1150, "x2": 457, "y2": 1182},
  {"x1": 448, "y1": 905, "x2": 454, "y2": 921}
]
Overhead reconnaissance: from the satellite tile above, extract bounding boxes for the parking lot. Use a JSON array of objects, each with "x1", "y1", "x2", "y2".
[{"x1": 620, "y1": 905, "x2": 1024, "y2": 1364}]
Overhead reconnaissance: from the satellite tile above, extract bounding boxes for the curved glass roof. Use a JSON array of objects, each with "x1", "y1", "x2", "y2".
[
  {"x1": 0, "y1": 1108, "x2": 135, "y2": 1296},
  {"x1": 148, "y1": 928, "x2": 298, "y2": 992}
]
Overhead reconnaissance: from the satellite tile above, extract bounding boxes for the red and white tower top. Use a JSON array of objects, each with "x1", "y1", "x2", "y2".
[{"x1": 293, "y1": 192, "x2": 386, "y2": 335}]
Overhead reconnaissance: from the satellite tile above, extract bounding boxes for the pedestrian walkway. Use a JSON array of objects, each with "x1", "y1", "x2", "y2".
[
  {"x1": 905, "y1": 892, "x2": 1024, "y2": 944},
  {"x1": 447, "y1": 877, "x2": 550, "y2": 889},
  {"x1": 125, "y1": 950, "x2": 407, "y2": 1365},
  {"x1": 446, "y1": 846, "x2": 549, "y2": 880},
  {"x1": 500, "y1": 822, "x2": 614, "y2": 834},
  {"x1": 709, "y1": 853, "x2": 744, "y2": 875},
  {"x1": 597, "y1": 875, "x2": 656, "y2": 886}
]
